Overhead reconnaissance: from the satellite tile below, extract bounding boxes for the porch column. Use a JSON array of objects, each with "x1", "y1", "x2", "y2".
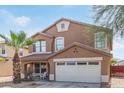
[
  {"x1": 32, "y1": 63, "x2": 35, "y2": 76},
  {"x1": 24, "y1": 64, "x2": 27, "y2": 79}
]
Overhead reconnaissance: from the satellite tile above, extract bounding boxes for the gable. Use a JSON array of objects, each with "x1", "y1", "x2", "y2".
[
  {"x1": 42, "y1": 18, "x2": 86, "y2": 34},
  {"x1": 48, "y1": 42, "x2": 112, "y2": 60},
  {"x1": 43, "y1": 19, "x2": 87, "y2": 36},
  {"x1": 48, "y1": 45, "x2": 111, "y2": 60},
  {"x1": 56, "y1": 20, "x2": 70, "y2": 32},
  {"x1": 32, "y1": 33, "x2": 53, "y2": 41}
]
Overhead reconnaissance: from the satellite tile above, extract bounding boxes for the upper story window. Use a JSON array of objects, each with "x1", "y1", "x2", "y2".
[
  {"x1": 95, "y1": 32, "x2": 107, "y2": 49},
  {"x1": 0, "y1": 45, "x2": 6, "y2": 55},
  {"x1": 56, "y1": 21, "x2": 70, "y2": 32},
  {"x1": 55, "y1": 37, "x2": 64, "y2": 51},
  {"x1": 35, "y1": 40, "x2": 46, "y2": 52},
  {"x1": 61, "y1": 23, "x2": 65, "y2": 29}
]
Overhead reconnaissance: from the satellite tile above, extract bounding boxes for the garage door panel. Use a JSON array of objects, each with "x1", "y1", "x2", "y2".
[{"x1": 56, "y1": 61, "x2": 101, "y2": 83}]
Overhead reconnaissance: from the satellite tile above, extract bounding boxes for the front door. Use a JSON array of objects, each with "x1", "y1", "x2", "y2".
[{"x1": 33, "y1": 63, "x2": 47, "y2": 77}]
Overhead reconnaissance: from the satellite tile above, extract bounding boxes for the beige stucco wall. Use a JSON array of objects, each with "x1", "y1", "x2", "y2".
[
  {"x1": 6, "y1": 45, "x2": 29, "y2": 58},
  {"x1": 0, "y1": 44, "x2": 29, "y2": 77},
  {"x1": 0, "y1": 59, "x2": 13, "y2": 77}
]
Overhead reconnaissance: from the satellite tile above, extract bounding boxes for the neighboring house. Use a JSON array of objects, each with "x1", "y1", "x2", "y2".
[
  {"x1": 21, "y1": 18, "x2": 112, "y2": 84},
  {"x1": 113, "y1": 60, "x2": 124, "y2": 66},
  {"x1": 111, "y1": 60, "x2": 124, "y2": 77},
  {"x1": 0, "y1": 39, "x2": 28, "y2": 82}
]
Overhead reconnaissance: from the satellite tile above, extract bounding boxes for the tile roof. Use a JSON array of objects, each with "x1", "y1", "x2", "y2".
[{"x1": 21, "y1": 53, "x2": 52, "y2": 62}]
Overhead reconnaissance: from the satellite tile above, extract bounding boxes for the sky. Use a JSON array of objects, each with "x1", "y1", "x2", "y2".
[{"x1": 0, "y1": 5, "x2": 123, "y2": 60}]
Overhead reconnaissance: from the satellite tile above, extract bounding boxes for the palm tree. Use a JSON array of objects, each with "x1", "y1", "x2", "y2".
[
  {"x1": 111, "y1": 59, "x2": 118, "y2": 66},
  {"x1": 93, "y1": 5, "x2": 124, "y2": 37},
  {"x1": 0, "y1": 31, "x2": 33, "y2": 83},
  {"x1": 0, "y1": 57, "x2": 5, "y2": 62}
]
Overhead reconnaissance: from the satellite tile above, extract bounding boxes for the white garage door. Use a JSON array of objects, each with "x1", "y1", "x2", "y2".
[{"x1": 55, "y1": 61, "x2": 101, "y2": 83}]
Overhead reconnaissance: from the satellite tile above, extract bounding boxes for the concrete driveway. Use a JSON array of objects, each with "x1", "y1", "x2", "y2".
[
  {"x1": 36, "y1": 81, "x2": 100, "y2": 88},
  {"x1": 0, "y1": 81, "x2": 101, "y2": 88},
  {"x1": 2, "y1": 77, "x2": 124, "y2": 88}
]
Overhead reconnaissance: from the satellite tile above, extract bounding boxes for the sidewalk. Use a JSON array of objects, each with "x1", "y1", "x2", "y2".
[
  {"x1": 0, "y1": 76, "x2": 13, "y2": 83},
  {"x1": 111, "y1": 77, "x2": 124, "y2": 88}
]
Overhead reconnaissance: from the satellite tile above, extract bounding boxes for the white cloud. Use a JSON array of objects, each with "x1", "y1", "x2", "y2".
[
  {"x1": 0, "y1": 9, "x2": 31, "y2": 27},
  {"x1": 14, "y1": 16, "x2": 31, "y2": 26}
]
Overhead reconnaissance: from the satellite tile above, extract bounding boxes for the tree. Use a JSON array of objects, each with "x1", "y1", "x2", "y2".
[
  {"x1": 0, "y1": 31, "x2": 33, "y2": 83},
  {"x1": 0, "y1": 57, "x2": 5, "y2": 62},
  {"x1": 93, "y1": 5, "x2": 124, "y2": 37},
  {"x1": 110, "y1": 59, "x2": 117, "y2": 65}
]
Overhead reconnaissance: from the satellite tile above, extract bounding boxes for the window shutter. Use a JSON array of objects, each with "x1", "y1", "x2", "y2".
[{"x1": 33, "y1": 44, "x2": 36, "y2": 52}]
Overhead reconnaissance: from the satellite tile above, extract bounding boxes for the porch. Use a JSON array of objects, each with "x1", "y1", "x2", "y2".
[
  {"x1": 22, "y1": 61, "x2": 50, "y2": 80},
  {"x1": 20, "y1": 53, "x2": 52, "y2": 80}
]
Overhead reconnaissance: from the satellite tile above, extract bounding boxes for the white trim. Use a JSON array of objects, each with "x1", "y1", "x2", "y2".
[
  {"x1": 0, "y1": 44, "x2": 7, "y2": 57},
  {"x1": 95, "y1": 32, "x2": 107, "y2": 49},
  {"x1": 101, "y1": 75, "x2": 109, "y2": 82},
  {"x1": 31, "y1": 51, "x2": 52, "y2": 54},
  {"x1": 55, "y1": 37, "x2": 64, "y2": 52},
  {"x1": 49, "y1": 74, "x2": 54, "y2": 80},
  {"x1": 35, "y1": 40, "x2": 47, "y2": 52},
  {"x1": 56, "y1": 20, "x2": 70, "y2": 32},
  {"x1": 21, "y1": 73, "x2": 25, "y2": 79},
  {"x1": 25, "y1": 51, "x2": 52, "y2": 56},
  {"x1": 53, "y1": 57, "x2": 103, "y2": 62}
]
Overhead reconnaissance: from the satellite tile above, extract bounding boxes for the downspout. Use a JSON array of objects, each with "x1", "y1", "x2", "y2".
[
  {"x1": 48, "y1": 36, "x2": 55, "y2": 81},
  {"x1": 51, "y1": 36, "x2": 55, "y2": 53}
]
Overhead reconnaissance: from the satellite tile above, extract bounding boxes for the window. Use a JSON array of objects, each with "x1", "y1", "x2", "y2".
[
  {"x1": 0, "y1": 45, "x2": 6, "y2": 54},
  {"x1": 61, "y1": 23, "x2": 65, "y2": 29},
  {"x1": 35, "y1": 63, "x2": 40, "y2": 73},
  {"x1": 56, "y1": 21, "x2": 70, "y2": 32},
  {"x1": 55, "y1": 37, "x2": 64, "y2": 51},
  {"x1": 34, "y1": 63, "x2": 47, "y2": 74},
  {"x1": 35, "y1": 41, "x2": 40, "y2": 52},
  {"x1": 77, "y1": 62, "x2": 87, "y2": 65},
  {"x1": 41, "y1": 63, "x2": 46, "y2": 73},
  {"x1": 57, "y1": 62, "x2": 65, "y2": 66},
  {"x1": 19, "y1": 49, "x2": 23, "y2": 56},
  {"x1": 67, "y1": 62, "x2": 75, "y2": 65},
  {"x1": 95, "y1": 32, "x2": 106, "y2": 49},
  {"x1": 88, "y1": 62, "x2": 99, "y2": 65},
  {"x1": 35, "y1": 41, "x2": 46, "y2": 52}
]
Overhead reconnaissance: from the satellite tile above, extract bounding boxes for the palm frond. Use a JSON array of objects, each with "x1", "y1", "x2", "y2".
[
  {"x1": 93, "y1": 5, "x2": 124, "y2": 37},
  {"x1": 0, "y1": 31, "x2": 33, "y2": 51}
]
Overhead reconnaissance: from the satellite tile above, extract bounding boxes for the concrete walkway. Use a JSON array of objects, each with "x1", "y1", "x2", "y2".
[{"x1": 0, "y1": 76, "x2": 13, "y2": 83}]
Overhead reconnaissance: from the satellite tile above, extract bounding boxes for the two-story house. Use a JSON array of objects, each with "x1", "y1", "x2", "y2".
[
  {"x1": 21, "y1": 18, "x2": 112, "y2": 84},
  {"x1": 0, "y1": 38, "x2": 28, "y2": 82}
]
